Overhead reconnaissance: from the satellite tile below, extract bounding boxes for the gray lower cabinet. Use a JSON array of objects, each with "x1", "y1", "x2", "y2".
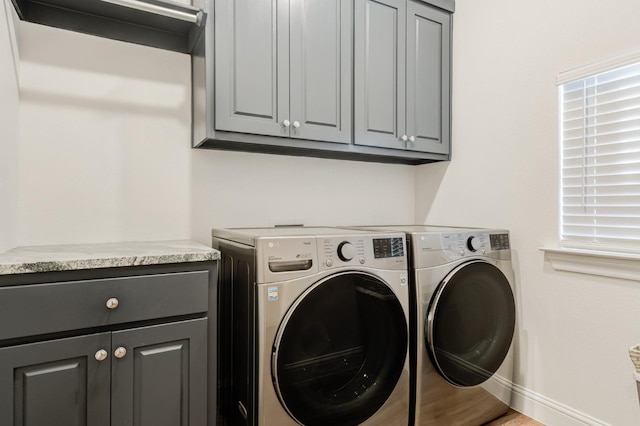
[
  {"x1": 112, "y1": 319, "x2": 207, "y2": 426},
  {"x1": 0, "y1": 333, "x2": 111, "y2": 426},
  {"x1": 354, "y1": 0, "x2": 451, "y2": 154},
  {"x1": 0, "y1": 264, "x2": 215, "y2": 426},
  {"x1": 214, "y1": 0, "x2": 352, "y2": 144},
  {"x1": 0, "y1": 319, "x2": 207, "y2": 426}
]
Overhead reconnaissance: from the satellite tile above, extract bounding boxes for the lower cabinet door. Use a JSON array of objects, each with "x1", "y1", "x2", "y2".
[
  {"x1": 110, "y1": 318, "x2": 208, "y2": 426},
  {"x1": 0, "y1": 332, "x2": 112, "y2": 426}
]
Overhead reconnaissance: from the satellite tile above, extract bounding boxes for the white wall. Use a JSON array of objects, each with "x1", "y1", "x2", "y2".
[
  {"x1": 17, "y1": 23, "x2": 416, "y2": 247},
  {"x1": 416, "y1": 0, "x2": 640, "y2": 424},
  {"x1": 0, "y1": 0, "x2": 19, "y2": 252},
  {"x1": 17, "y1": 1, "x2": 640, "y2": 424}
]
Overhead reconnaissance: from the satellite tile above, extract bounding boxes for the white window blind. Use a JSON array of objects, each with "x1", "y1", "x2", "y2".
[{"x1": 560, "y1": 61, "x2": 640, "y2": 253}]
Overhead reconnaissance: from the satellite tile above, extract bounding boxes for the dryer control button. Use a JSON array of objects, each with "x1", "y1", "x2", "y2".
[
  {"x1": 337, "y1": 241, "x2": 356, "y2": 261},
  {"x1": 467, "y1": 236, "x2": 481, "y2": 252},
  {"x1": 359, "y1": 256, "x2": 366, "y2": 264},
  {"x1": 326, "y1": 259, "x2": 333, "y2": 267}
]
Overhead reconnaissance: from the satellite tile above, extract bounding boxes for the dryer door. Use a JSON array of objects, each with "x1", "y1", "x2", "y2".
[
  {"x1": 426, "y1": 260, "x2": 515, "y2": 387},
  {"x1": 272, "y1": 272, "x2": 408, "y2": 426}
]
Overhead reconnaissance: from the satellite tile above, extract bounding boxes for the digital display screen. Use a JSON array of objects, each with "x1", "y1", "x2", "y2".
[
  {"x1": 490, "y1": 234, "x2": 510, "y2": 250},
  {"x1": 373, "y1": 237, "x2": 404, "y2": 258}
]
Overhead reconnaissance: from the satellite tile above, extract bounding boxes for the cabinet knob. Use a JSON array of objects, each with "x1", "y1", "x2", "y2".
[
  {"x1": 114, "y1": 347, "x2": 127, "y2": 359},
  {"x1": 95, "y1": 349, "x2": 108, "y2": 362},
  {"x1": 409, "y1": 135, "x2": 416, "y2": 142},
  {"x1": 292, "y1": 121, "x2": 301, "y2": 129},
  {"x1": 400, "y1": 135, "x2": 408, "y2": 142},
  {"x1": 282, "y1": 119, "x2": 291, "y2": 127},
  {"x1": 106, "y1": 297, "x2": 119, "y2": 310}
]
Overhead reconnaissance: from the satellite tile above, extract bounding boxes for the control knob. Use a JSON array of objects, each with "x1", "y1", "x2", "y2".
[
  {"x1": 467, "y1": 236, "x2": 481, "y2": 252},
  {"x1": 337, "y1": 241, "x2": 356, "y2": 262}
]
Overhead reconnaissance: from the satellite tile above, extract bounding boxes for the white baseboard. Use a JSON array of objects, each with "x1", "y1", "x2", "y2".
[{"x1": 510, "y1": 382, "x2": 610, "y2": 426}]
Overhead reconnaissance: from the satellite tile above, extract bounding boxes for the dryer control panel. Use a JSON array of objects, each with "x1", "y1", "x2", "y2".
[{"x1": 413, "y1": 230, "x2": 511, "y2": 269}]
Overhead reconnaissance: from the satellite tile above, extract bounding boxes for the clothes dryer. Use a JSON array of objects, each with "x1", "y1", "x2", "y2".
[
  {"x1": 212, "y1": 227, "x2": 411, "y2": 426},
  {"x1": 353, "y1": 226, "x2": 516, "y2": 426}
]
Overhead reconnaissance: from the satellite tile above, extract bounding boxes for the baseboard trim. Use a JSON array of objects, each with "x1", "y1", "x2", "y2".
[{"x1": 510, "y1": 382, "x2": 610, "y2": 426}]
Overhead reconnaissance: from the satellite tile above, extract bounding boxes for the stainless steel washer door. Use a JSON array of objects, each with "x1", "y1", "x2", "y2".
[
  {"x1": 426, "y1": 260, "x2": 515, "y2": 387},
  {"x1": 272, "y1": 272, "x2": 408, "y2": 426}
]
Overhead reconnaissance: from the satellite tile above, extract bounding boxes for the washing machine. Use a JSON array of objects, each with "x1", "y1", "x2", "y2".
[
  {"x1": 353, "y1": 226, "x2": 516, "y2": 425},
  {"x1": 212, "y1": 227, "x2": 411, "y2": 426}
]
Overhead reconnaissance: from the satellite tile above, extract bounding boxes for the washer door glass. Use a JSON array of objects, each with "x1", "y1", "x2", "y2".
[
  {"x1": 426, "y1": 260, "x2": 515, "y2": 387},
  {"x1": 273, "y1": 272, "x2": 408, "y2": 426}
]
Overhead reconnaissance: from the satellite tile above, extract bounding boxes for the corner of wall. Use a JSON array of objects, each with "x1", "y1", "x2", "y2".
[
  {"x1": 0, "y1": 0, "x2": 21, "y2": 252},
  {"x1": 3, "y1": 0, "x2": 19, "y2": 86}
]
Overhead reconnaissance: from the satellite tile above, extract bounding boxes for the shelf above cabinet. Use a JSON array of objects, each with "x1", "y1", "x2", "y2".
[{"x1": 10, "y1": 0, "x2": 206, "y2": 53}]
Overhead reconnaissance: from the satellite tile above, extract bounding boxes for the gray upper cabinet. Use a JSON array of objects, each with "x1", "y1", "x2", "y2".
[
  {"x1": 215, "y1": 0, "x2": 352, "y2": 144},
  {"x1": 193, "y1": 0, "x2": 454, "y2": 164},
  {"x1": 354, "y1": 0, "x2": 406, "y2": 151},
  {"x1": 406, "y1": 1, "x2": 451, "y2": 154},
  {"x1": 355, "y1": 0, "x2": 451, "y2": 154}
]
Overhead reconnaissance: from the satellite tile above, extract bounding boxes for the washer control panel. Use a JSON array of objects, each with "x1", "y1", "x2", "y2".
[
  {"x1": 318, "y1": 235, "x2": 407, "y2": 271},
  {"x1": 256, "y1": 233, "x2": 408, "y2": 282}
]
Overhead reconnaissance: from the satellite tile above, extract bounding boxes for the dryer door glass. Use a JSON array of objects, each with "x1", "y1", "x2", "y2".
[
  {"x1": 272, "y1": 272, "x2": 408, "y2": 426},
  {"x1": 426, "y1": 260, "x2": 515, "y2": 387}
]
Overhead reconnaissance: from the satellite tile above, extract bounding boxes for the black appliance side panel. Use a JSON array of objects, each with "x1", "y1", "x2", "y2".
[{"x1": 214, "y1": 239, "x2": 257, "y2": 426}]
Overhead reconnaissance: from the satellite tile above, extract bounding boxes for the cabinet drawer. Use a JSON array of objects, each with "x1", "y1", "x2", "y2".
[{"x1": 0, "y1": 271, "x2": 209, "y2": 341}]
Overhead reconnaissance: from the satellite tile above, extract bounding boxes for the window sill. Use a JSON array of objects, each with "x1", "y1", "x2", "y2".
[{"x1": 540, "y1": 247, "x2": 640, "y2": 282}]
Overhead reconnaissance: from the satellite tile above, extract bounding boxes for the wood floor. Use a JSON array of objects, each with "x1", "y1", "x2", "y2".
[{"x1": 484, "y1": 409, "x2": 544, "y2": 425}]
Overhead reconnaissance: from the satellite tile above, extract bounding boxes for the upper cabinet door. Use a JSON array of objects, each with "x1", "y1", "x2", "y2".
[
  {"x1": 215, "y1": 0, "x2": 290, "y2": 137},
  {"x1": 406, "y1": 1, "x2": 451, "y2": 154},
  {"x1": 354, "y1": 0, "x2": 406, "y2": 150},
  {"x1": 289, "y1": 0, "x2": 352, "y2": 144}
]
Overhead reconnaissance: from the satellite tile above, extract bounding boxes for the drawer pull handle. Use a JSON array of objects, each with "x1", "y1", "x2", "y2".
[
  {"x1": 114, "y1": 347, "x2": 127, "y2": 359},
  {"x1": 106, "y1": 297, "x2": 119, "y2": 310},
  {"x1": 95, "y1": 349, "x2": 108, "y2": 361}
]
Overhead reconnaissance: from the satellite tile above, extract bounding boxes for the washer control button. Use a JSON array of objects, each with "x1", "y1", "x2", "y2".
[
  {"x1": 326, "y1": 259, "x2": 333, "y2": 267},
  {"x1": 359, "y1": 256, "x2": 366, "y2": 264},
  {"x1": 337, "y1": 241, "x2": 356, "y2": 261}
]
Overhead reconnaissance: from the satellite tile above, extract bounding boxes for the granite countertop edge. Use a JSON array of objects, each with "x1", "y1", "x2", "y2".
[{"x1": 0, "y1": 240, "x2": 220, "y2": 276}]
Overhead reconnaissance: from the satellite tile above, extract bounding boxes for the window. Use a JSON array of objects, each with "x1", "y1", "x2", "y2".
[{"x1": 559, "y1": 57, "x2": 640, "y2": 254}]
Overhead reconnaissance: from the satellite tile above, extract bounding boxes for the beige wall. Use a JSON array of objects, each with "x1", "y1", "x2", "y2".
[{"x1": 417, "y1": 0, "x2": 640, "y2": 424}]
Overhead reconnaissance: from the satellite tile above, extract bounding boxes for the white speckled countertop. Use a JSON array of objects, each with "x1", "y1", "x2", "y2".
[{"x1": 0, "y1": 240, "x2": 220, "y2": 275}]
